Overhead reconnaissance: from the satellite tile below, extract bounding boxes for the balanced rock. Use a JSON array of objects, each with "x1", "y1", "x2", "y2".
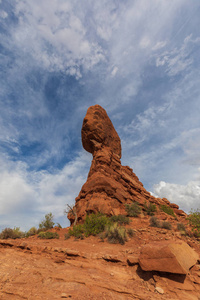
[
  {"x1": 68, "y1": 105, "x2": 181, "y2": 224},
  {"x1": 139, "y1": 241, "x2": 199, "y2": 275}
]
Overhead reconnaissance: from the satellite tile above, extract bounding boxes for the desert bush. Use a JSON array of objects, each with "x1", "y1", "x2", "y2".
[
  {"x1": 0, "y1": 227, "x2": 24, "y2": 239},
  {"x1": 66, "y1": 213, "x2": 132, "y2": 244},
  {"x1": 150, "y1": 216, "x2": 160, "y2": 228},
  {"x1": 187, "y1": 209, "x2": 200, "y2": 237},
  {"x1": 84, "y1": 213, "x2": 110, "y2": 237},
  {"x1": 125, "y1": 202, "x2": 141, "y2": 217},
  {"x1": 26, "y1": 227, "x2": 37, "y2": 237},
  {"x1": 160, "y1": 205, "x2": 175, "y2": 217},
  {"x1": 109, "y1": 215, "x2": 130, "y2": 225},
  {"x1": 161, "y1": 221, "x2": 172, "y2": 230},
  {"x1": 39, "y1": 212, "x2": 55, "y2": 230},
  {"x1": 144, "y1": 201, "x2": 157, "y2": 216},
  {"x1": 67, "y1": 224, "x2": 84, "y2": 239},
  {"x1": 127, "y1": 228, "x2": 135, "y2": 237},
  {"x1": 105, "y1": 223, "x2": 127, "y2": 245},
  {"x1": 38, "y1": 231, "x2": 59, "y2": 239},
  {"x1": 177, "y1": 223, "x2": 186, "y2": 232}
]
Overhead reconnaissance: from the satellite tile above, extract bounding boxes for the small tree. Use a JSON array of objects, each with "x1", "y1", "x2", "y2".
[
  {"x1": 64, "y1": 204, "x2": 77, "y2": 226},
  {"x1": 39, "y1": 212, "x2": 55, "y2": 230}
]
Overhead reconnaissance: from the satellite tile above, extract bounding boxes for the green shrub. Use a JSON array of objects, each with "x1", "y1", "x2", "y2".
[
  {"x1": 98, "y1": 232, "x2": 106, "y2": 242},
  {"x1": 105, "y1": 223, "x2": 127, "y2": 245},
  {"x1": 161, "y1": 221, "x2": 172, "y2": 230},
  {"x1": 65, "y1": 213, "x2": 133, "y2": 244},
  {"x1": 39, "y1": 212, "x2": 55, "y2": 230},
  {"x1": 160, "y1": 205, "x2": 175, "y2": 217},
  {"x1": 67, "y1": 224, "x2": 84, "y2": 239},
  {"x1": 125, "y1": 202, "x2": 141, "y2": 217},
  {"x1": 144, "y1": 201, "x2": 157, "y2": 216},
  {"x1": 150, "y1": 216, "x2": 160, "y2": 228},
  {"x1": 0, "y1": 227, "x2": 24, "y2": 239},
  {"x1": 26, "y1": 227, "x2": 37, "y2": 237},
  {"x1": 127, "y1": 228, "x2": 135, "y2": 237},
  {"x1": 84, "y1": 213, "x2": 110, "y2": 237},
  {"x1": 38, "y1": 231, "x2": 59, "y2": 239},
  {"x1": 109, "y1": 215, "x2": 130, "y2": 225},
  {"x1": 187, "y1": 209, "x2": 200, "y2": 237},
  {"x1": 177, "y1": 223, "x2": 186, "y2": 232}
]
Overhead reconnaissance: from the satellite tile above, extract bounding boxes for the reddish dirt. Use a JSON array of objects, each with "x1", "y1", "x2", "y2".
[{"x1": 1, "y1": 215, "x2": 200, "y2": 300}]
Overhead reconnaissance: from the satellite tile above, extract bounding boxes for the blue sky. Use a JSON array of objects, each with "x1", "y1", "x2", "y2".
[{"x1": 0, "y1": 0, "x2": 200, "y2": 231}]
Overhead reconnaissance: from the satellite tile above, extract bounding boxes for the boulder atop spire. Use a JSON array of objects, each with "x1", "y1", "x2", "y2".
[{"x1": 81, "y1": 105, "x2": 121, "y2": 158}]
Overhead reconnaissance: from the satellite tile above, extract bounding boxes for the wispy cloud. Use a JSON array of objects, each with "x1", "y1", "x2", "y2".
[{"x1": 156, "y1": 35, "x2": 200, "y2": 76}]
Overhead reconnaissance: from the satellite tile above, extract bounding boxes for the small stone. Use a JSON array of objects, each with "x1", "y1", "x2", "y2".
[
  {"x1": 61, "y1": 293, "x2": 71, "y2": 298},
  {"x1": 155, "y1": 287, "x2": 164, "y2": 294},
  {"x1": 127, "y1": 255, "x2": 139, "y2": 266}
]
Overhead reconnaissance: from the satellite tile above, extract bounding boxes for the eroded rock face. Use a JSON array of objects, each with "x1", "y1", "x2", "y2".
[
  {"x1": 68, "y1": 105, "x2": 183, "y2": 224},
  {"x1": 139, "y1": 241, "x2": 199, "y2": 274}
]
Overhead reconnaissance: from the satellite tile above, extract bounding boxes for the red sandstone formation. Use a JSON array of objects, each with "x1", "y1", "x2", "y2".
[
  {"x1": 68, "y1": 105, "x2": 185, "y2": 224},
  {"x1": 139, "y1": 241, "x2": 199, "y2": 274}
]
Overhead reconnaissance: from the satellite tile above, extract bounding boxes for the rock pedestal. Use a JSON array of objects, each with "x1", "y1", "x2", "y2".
[{"x1": 68, "y1": 105, "x2": 183, "y2": 224}]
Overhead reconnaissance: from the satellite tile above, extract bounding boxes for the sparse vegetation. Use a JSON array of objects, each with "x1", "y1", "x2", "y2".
[
  {"x1": 161, "y1": 221, "x2": 172, "y2": 230},
  {"x1": 64, "y1": 205, "x2": 78, "y2": 226},
  {"x1": 26, "y1": 227, "x2": 37, "y2": 237},
  {"x1": 109, "y1": 215, "x2": 130, "y2": 225},
  {"x1": 56, "y1": 223, "x2": 62, "y2": 228},
  {"x1": 105, "y1": 223, "x2": 128, "y2": 245},
  {"x1": 0, "y1": 227, "x2": 24, "y2": 239},
  {"x1": 66, "y1": 224, "x2": 84, "y2": 240},
  {"x1": 84, "y1": 213, "x2": 110, "y2": 237},
  {"x1": 39, "y1": 212, "x2": 55, "y2": 230},
  {"x1": 127, "y1": 228, "x2": 135, "y2": 237},
  {"x1": 160, "y1": 205, "x2": 176, "y2": 217},
  {"x1": 150, "y1": 216, "x2": 161, "y2": 228},
  {"x1": 38, "y1": 231, "x2": 59, "y2": 239},
  {"x1": 125, "y1": 202, "x2": 141, "y2": 217},
  {"x1": 144, "y1": 201, "x2": 157, "y2": 216},
  {"x1": 149, "y1": 216, "x2": 172, "y2": 230},
  {"x1": 177, "y1": 223, "x2": 186, "y2": 232},
  {"x1": 187, "y1": 209, "x2": 200, "y2": 237},
  {"x1": 65, "y1": 213, "x2": 134, "y2": 244}
]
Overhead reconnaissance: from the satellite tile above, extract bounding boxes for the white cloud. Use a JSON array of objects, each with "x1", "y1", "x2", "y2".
[
  {"x1": 0, "y1": 10, "x2": 8, "y2": 19},
  {"x1": 152, "y1": 41, "x2": 167, "y2": 51},
  {"x1": 111, "y1": 66, "x2": 118, "y2": 77},
  {"x1": 12, "y1": 0, "x2": 106, "y2": 77},
  {"x1": 0, "y1": 151, "x2": 91, "y2": 231},
  {"x1": 153, "y1": 180, "x2": 200, "y2": 213},
  {"x1": 140, "y1": 37, "x2": 151, "y2": 49}
]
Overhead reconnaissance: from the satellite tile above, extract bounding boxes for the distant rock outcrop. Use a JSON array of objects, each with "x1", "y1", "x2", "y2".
[{"x1": 68, "y1": 105, "x2": 184, "y2": 224}]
